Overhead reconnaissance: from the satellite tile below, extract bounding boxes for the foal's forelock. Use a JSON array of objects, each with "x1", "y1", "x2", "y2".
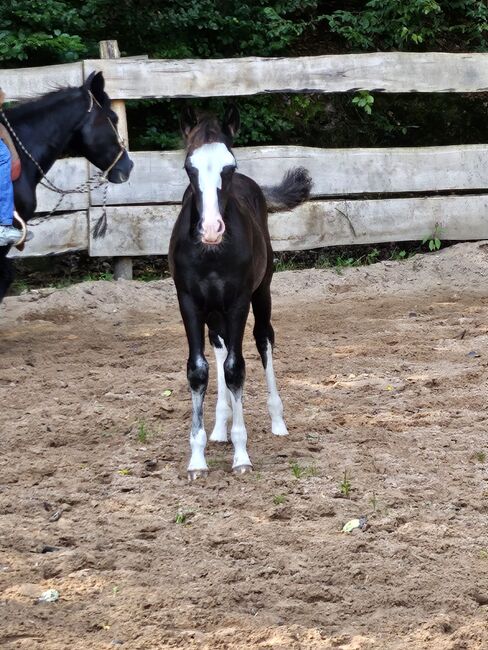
[{"x1": 185, "y1": 117, "x2": 229, "y2": 154}]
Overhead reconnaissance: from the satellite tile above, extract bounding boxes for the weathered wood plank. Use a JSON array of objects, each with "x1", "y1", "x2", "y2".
[
  {"x1": 268, "y1": 195, "x2": 488, "y2": 250},
  {"x1": 88, "y1": 195, "x2": 488, "y2": 257},
  {"x1": 35, "y1": 158, "x2": 89, "y2": 213},
  {"x1": 8, "y1": 211, "x2": 88, "y2": 258},
  {"x1": 2, "y1": 63, "x2": 84, "y2": 102},
  {"x1": 84, "y1": 52, "x2": 488, "y2": 99},
  {"x1": 89, "y1": 205, "x2": 180, "y2": 256},
  {"x1": 90, "y1": 145, "x2": 488, "y2": 206}
]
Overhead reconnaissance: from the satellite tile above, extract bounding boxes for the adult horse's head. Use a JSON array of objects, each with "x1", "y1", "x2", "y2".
[
  {"x1": 73, "y1": 71, "x2": 133, "y2": 183},
  {"x1": 180, "y1": 106, "x2": 240, "y2": 246}
]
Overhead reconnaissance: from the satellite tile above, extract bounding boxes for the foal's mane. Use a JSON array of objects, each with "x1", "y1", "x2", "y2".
[{"x1": 186, "y1": 114, "x2": 231, "y2": 153}]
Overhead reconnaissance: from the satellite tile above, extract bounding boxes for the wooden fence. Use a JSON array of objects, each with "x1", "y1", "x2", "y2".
[{"x1": 4, "y1": 49, "x2": 488, "y2": 271}]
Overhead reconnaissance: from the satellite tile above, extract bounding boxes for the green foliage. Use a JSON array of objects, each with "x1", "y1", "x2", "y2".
[
  {"x1": 340, "y1": 470, "x2": 352, "y2": 497},
  {"x1": 290, "y1": 460, "x2": 318, "y2": 479},
  {"x1": 2, "y1": 0, "x2": 488, "y2": 152},
  {"x1": 273, "y1": 494, "x2": 287, "y2": 505},
  {"x1": 352, "y1": 90, "x2": 374, "y2": 115},
  {"x1": 421, "y1": 222, "x2": 443, "y2": 251},
  {"x1": 0, "y1": 0, "x2": 87, "y2": 64},
  {"x1": 137, "y1": 421, "x2": 150, "y2": 443},
  {"x1": 326, "y1": 0, "x2": 488, "y2": 51}
]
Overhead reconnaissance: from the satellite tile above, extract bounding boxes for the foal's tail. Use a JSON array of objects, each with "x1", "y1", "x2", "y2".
[{"x1": 262, "y1": 166, "x2": 313, "y2": 213}]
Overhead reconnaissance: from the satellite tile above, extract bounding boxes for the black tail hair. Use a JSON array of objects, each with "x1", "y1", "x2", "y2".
[{"x1": 262, "y1": 166, "x2": 312, "y2": 213}]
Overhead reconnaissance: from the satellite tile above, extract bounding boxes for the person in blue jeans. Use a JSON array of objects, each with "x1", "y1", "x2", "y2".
[{"x1": 0, "y1": 137, "x2": 22, "y2": 246}]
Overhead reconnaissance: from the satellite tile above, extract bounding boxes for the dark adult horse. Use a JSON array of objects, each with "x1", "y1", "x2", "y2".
[
  {"x1": 0, "y1": 71, "x2": 133, "y2": 302},
  {"x1": 169, "y1": 106, "x2": 312, "y2": 480}
]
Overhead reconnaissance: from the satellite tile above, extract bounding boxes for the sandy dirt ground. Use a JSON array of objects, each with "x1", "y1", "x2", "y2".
[{"x1": 1, "y1": 241, "x2": 488, "y2": 649}]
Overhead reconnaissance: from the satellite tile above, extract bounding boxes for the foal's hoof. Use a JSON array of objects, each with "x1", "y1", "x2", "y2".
[
  {"x1": 233, "y1": 464, "x2": 253, "y2": 475},
  {"x1": 272, "y1": 418, "x2": 289, "y2": 436},
  {"x1": 187, "y1": 469, "x2": 208, "y2": 482}
]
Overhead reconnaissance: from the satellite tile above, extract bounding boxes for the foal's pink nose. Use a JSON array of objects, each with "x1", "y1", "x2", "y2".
[{"x1": 201, "y1": 217, "x2": 225, "y2": 244}]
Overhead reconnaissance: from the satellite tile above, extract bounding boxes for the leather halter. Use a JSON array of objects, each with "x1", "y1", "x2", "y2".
[{"x1": 87, "y1": 90, "x2": 127, "y2": 180}]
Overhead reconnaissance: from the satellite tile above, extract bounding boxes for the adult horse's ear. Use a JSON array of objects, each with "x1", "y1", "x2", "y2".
[
  {"x1": 85, "y1": 71, "x2": 105, "y2": 104},
  {"x1": 180, "y1": 105, "x2": 197, "y2": 139},
  {"x1": 222, "y1": 105, "x2": 240, "y2": 139}
]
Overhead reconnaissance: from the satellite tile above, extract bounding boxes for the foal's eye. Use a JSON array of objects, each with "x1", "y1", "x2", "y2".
[{"x1": 185, "y1": 164, "x2": 197, "y2": 180}]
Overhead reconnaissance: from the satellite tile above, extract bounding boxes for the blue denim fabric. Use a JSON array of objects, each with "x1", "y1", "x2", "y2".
[{"x1": 0, "y1": 139, "x2": 14, "y2": 226}]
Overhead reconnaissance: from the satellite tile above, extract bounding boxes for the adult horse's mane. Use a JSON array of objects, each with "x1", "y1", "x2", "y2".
[{"x1": 4, "y1": 84, "x2": 110, "y2": 122}]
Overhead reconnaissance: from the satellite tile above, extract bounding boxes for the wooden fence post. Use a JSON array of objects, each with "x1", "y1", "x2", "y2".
[{"x1": 99, "y1": 39, "x2": 133, "y2": 280}]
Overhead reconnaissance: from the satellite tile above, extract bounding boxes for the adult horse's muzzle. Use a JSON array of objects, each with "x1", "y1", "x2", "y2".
[{"x1": 107, "y1": 153, "x2": 134, "y2": 184}]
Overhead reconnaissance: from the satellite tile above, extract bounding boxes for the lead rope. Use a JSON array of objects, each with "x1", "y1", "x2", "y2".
[{"x1": 0, "y1": 90, "x2": 126, "y2": 244}]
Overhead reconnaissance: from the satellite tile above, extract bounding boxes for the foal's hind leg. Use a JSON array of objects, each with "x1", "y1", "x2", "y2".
[
  {"x1": 252, "y1": 283, "x2": 288, "y2": 436},
  {"x1": 179, "y1": 294, "x2": 210, "y2": 480},
  {"x1": 209, "y1": 330, "x2": 232, "y2": 443}
]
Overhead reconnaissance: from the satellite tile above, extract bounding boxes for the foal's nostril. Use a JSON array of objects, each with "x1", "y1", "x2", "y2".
[{"x1": 217, "y1": 220, "x2": 225, "y2": 234}]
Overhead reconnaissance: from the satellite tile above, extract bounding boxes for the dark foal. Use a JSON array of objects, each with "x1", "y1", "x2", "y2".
[
  {"x1": 169, "y1": 107, "x2": 312, "y2": 479},
  {"x1": 0, "y1": 71, "x2": 133, "y2": 302}
]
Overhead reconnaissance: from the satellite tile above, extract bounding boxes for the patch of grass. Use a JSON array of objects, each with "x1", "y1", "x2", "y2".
[
  {"x1": 82, "y1": 271, "x2": 114, "y2": 282},
  {"x1": 117, "y1": 468, "x2": 132, "y2": 476},
  {"x1": 290, "y1": 460, "x2": 318, "y2": 479},
  {"x1": 389, "y1": 248, "x2": 408, "y2": 261},
  {"x1": 10, "y1": 279, "x2": 30, "y2": 295},
  {"x1": 136, "y1": 270, "x2": 164, "y2": 282},
  {"x1": 207, "y1": 456, "x2": 227, "y2": 469},
  {"x1": 137, "y1": 421, "x2": 150, "y2": 444},
  {"x1": 273, "y1": 494, "x2": 287, "y2": 505},
  {"x1": 369, "y1": 491, "x2": 379, "y2": 512},
  {"x1": 273, "y1": 254, "x2": 304, "y2": 272},
  {"x1": 175, "y1": 507, "x2": 194, "y2": 524},
  {"x1": 340, "y1": 470, "x2": 352, "y2": 498},
  {"x1": 479, "y1": 549, "x2": 488, "y2": 560},
  {"x1": 473, "y1": 450, "x2": 486, "y2": 463}
]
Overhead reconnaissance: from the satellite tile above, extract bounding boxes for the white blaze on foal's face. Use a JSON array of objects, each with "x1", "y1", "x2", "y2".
[{"x1": 189, "y1": 142, "x2": 236, "y2": 244}]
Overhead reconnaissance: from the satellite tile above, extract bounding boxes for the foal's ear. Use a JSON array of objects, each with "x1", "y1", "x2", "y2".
[
  {"x1": 85, "y1": 71, "x2": 105, "y2": 104},
  {"x1": 180, "y1": 105, "x2": 197, "y2": 139},
  {"x1": 222, "y1": 105, "x2": 240, "y2": 139}
]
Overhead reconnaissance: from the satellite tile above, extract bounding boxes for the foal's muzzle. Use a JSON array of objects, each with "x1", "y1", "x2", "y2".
[{"x1": 201, "y1": 216, "x2": 225, "y2": 245}]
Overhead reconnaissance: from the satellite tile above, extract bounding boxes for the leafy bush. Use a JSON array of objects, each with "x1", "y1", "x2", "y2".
[
  {"x1": 326, "y1": 0, "x2": 488, "y2": 51},
  {"x1": 1, "y1": 1, "x2": 488, "y2": 150}
]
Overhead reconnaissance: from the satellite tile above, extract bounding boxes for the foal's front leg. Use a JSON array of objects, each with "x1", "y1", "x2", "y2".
[
  {"x1": 209, "y1": 331, "x2": 232, "y2": 443},
  {"x1": 224, "y1": 305, "x2": 252, "y2": 473},
  {"x1": 178, "y1": 294, "x2": 209, "y2": 480}
]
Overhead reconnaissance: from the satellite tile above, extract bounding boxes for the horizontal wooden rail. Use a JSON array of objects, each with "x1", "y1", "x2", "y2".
[
  {"x1": 10, "y1": 195, "x2": 488, "y2": 259},
  {"x1": 33, "y1": 144, "x2": 488, "y2": 213},
  {"x1": 83, "y1": 53, "x2": 488, "y2": 98},
  {"x1": 5, "y1": 53, "x2": 488, "y2": 102}
]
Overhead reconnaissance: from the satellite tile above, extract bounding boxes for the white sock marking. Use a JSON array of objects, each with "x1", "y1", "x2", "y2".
[
  {"x1": 188, "y1": 388, "x2": 208, "y2": 472},
  {"x1": 264, "y1": 340, "x2": 288, "y2": 436},
  {"x1": 210, "y1": 337, "x2": 232, "y2": 442},
  {"x1": 229, "y1": 390, "x2": 252, "y2": 469}
]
